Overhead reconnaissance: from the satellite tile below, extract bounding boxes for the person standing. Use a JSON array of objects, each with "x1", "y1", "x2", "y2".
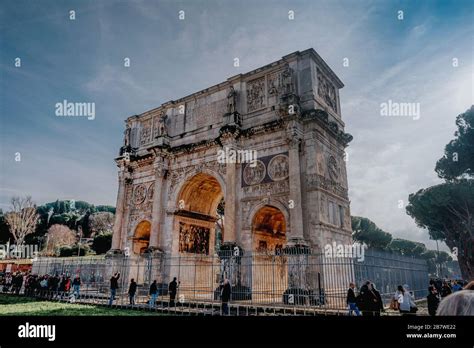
[
  {"x1": 168, "y1": 277, "x2": 179, "y2": 306},
  {"x1": 397, "y1": 285, "x2": 416, "y2": 315},
  {"x1": 149, "y1": 280, "x2": 158, "y2": 309},
  {"x1": 128, "y1": 278, "x2": 137, "y2": 305},
  {"x1": 346, "y1": 283, "x2": 361, "y2": 316},
  {"x1": 64, "y1": 276, "x2": 71, "y2": 294},
  {"x1": 427, "y1": 286, "x2": 440, "y2": 316},
  {"x1": 220, "y1": 278, "x2": 231, "y2": 315},
  {"x1": 441, "y1": 281, "x2": 452, "y2": 298},
  {"x1": 109, "y1": 272, "x2": 120, "y2": 306},
  {"x1": 359, "y1": 281, "x2": 376, "y2": 316},
  {"x1": 371, "y1": 283, "x2": 384, "y2": 316},
  {"x1": 72, "y1": 276, "x2": 81, "y2": 298},
  {"x1": 58, "y1": 275, "x2": 66, "y2": 299}
]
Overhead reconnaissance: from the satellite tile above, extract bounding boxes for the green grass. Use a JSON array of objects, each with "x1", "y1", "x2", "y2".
[{"x1": 0, "y1": 294, "x2": 161, "y2": 316}]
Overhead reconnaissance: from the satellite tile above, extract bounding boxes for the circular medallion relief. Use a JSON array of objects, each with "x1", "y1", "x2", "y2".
[
  {"x1": 268, "y1": 154, "x2": 289, "y2": 181},
  {"x1": 133, "y1": 184, "x2": 147, "y2": 205},
  {"x1": 243, "y1": 160, "x2": 266, "y2": 186}
]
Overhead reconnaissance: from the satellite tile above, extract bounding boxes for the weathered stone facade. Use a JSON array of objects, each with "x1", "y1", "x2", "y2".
[{"x1": 110, "y1": 49, "x2": 353, "y2": 292}]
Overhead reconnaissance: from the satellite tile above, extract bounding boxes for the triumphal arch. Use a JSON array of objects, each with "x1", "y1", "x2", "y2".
[{"x1": 109, "y1": 48, "x2": 353, "y2": 303}]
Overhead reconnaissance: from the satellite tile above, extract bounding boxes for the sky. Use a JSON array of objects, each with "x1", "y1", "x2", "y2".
[{"x1": 0, "y1": 0, "x2": 473, "y2": 252}]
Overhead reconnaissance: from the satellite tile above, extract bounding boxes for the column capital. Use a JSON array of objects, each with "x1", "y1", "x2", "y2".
[
  {"x1": 285, "y1": 120, "x2": 303, "y2": 149},
  {"x1": 152, "y1": 154, "x2": 168, "y2": 178}
]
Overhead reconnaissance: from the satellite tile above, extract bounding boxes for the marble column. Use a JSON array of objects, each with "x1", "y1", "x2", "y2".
[
  {"x1": 149, "y1": 158, "x2": 166, "y2": 251},
  {"x1": 111, "y1": 164, "x2": 127, "y2": 251},
  {"x1": 222, "y1": 139, "x2": 237, "y2": 244},
  {"x1": 287, "y1": 134, "x2": 306, "y2": 244}
]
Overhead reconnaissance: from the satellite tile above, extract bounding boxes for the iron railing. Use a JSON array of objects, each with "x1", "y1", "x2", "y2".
[{"x1": 27, "y1": 249, "x2": 429, "y2": 312}]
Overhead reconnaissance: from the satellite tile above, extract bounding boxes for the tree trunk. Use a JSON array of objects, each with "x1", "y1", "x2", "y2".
[{"x1": 456, "y1": 253, "x2": 474, "y2": 281}]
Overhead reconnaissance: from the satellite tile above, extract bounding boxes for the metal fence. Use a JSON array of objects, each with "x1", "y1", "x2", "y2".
[
  {"x1": 354, "y1": 249, "x2": 429, "y2": 300},
  {"x1": 29, "y1": 248, "x2": 429, "y2": 312}
]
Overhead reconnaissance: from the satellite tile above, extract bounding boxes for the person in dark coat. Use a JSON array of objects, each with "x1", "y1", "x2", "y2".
[
  {"x1": 108, "y1": 272, "x2": 120, "y2": 306},
  {"x1": 346, "y1": 282, "x2": 361, "y2": 316},
  {"x1": 59, "y1": 275, "x2": 67, "y2": 299},
  {"x1": 441, "y1": 281, "x2": 452, "y2": 298},
  {"x1": 168, "y1": 277, "x2": 179, "y2": 306},
  {"x1": 371, "y1": 283, "x2": 384, "y2": 316},
  {"x1": 359, "y1": 281, "x2": 379, "y2": 316},
  {"x1": 220, "y1": 278, "x2": 231, "y2": 315},
  {"x1": 427, "y1": 286, "x2": 440, "y2": 316},
  {"x1": 49, "y1": 274, "x2": 60, "y2": 299},
  {"x1": 149, "y1": 280, "x2": 158, "y2": 308},
  {"x1": 128, "y1": 279, "x2": 137, "y2": 305}
]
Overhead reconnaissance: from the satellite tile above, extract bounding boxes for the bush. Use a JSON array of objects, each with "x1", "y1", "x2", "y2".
[
  {"x1": 58, "y1": 244, "x2": 89, "y2": 257},
  {"x1": 91, "y1": 232, "x2": 112, "y2": 255}
]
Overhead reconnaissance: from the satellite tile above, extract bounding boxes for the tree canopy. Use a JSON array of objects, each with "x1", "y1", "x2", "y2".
[
  {"x1": 435, "y1": 106, "x2": 474, "y2": 180},
  {"x1": 406, "y1": 180, "x2": 474, "y2": 279},
  {"x1": 351, "y1": 216, "x2": 392, "y2": 249},
  {"x1": 387, "y1": 238, "x2": 427, "y2": 257},
  {"x1": 407, "y1": 106, "x2": 474, "y2": 280}
]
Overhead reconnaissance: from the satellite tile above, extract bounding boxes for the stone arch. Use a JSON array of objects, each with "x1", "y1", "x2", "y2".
[
  {"x1": 132, "y1": 220, "x2": 151, "y2": 254},
  {"x1": 246, "y1": 199, "x2": 290, "y2": 231},
  {"x1": 251, "y1": 204, "x2": 287, "y2": 253},
  {"x1": 168, "y1": 167, "x2": 226, "y2": 211},
  {"x1": 172, "y1": 171, "x2": 224, "y2": 255}
]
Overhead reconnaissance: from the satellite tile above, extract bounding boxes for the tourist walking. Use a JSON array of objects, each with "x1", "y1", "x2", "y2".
[
  {"x1": 149, "y1": 280, "x2": 158, "y2": 309},
  {"x1": 128, "y1": 278, "x2": 137, "y2": 305},
  {"x1": 109, "y1": 272, "x2": 120, "y2": 306},
  {"x1": 427, "y1": 285, "x2": 440, "y2": 316},
  {"x1": 397, "y1": 285, "x2": 416, "y2": 315},
  {"x1": 358, "y1": 281, "x2": 378, "y2": 316},
  {"x1": 371, "y1": 283, "x2": 384, "y2": 316},
  {"x1": 168, "y1": 277, "x2": 179, "y2": 306},
  {"x1": 220, "y1": 278, "x2": 231, "y2": 315},
  {"x1": 346, "y1": 282, "x2": 361, "y2": 316}
]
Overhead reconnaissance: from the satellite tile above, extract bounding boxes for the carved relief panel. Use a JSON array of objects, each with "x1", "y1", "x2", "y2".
[
  {"x1": 128, "y1": 182, "x2": 153, "y2": 233},
  {"x1": 246, "y1": 77, "x2": 266, "y2": 112},
  {"x1": 178, "y1": 222, "x2": 210, "y2": 255},
  {"x1": 140, "y1": 119, "x2": 152, "y2": 146},
  {"x1": 317, "y1": 68, "x2": 338, "y2": 113}
]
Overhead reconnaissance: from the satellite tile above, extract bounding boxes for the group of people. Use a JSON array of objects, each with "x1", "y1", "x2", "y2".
[
  {"x1": 0, "y1": 271, "x2": 82, "y2": 299},
  {"x1": 427, "y1": 278, "x2": 473, "y2": 316},
  {"x1": 112, "y1": 275, "x2": 231, "y2": 315},
  {"x1": 346, "y1": 281, "x2": 384, "y2": 316},
  {"x1": 0, "y1": 271, "x2": 25, "y2": 294},
  {"x1": 346, "y1": 278, "x2": 474, "y2": 316}
]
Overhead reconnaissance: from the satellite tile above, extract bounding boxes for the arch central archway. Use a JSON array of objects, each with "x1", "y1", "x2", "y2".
[
  {"x1": 132, "y1": 220, "x2": 151, "y2": 255},
  {"x1": 174, "y1": 172, "x2": 224, "y2": 255},
  {"x1": 252, "y1": 205, "x2": 287, "y2": 253},
  {"x1": 251, "y1": 205, "x2": 288, "y2": 303}
]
